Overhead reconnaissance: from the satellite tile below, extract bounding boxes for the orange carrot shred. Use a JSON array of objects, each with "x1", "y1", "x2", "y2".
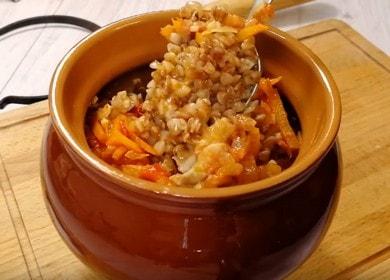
[
  {"x1": 237, "y1": 24, "x2": 268, "y2": 41},
  {"x1": 260, "y1": 78, "x2": 300, "y2": 153},
  {"x1": 106, "y1": 130, "x2": 143, "y2": 153},
  {"x1": 112, "y1": 146, "x2": 128, "y2": 161},
  {"x1": 92, "y1": 118, "x2": 108, "y2": 143},
  {"x1": 122, "y1": 164, "x2": 170, "y2": 183}
]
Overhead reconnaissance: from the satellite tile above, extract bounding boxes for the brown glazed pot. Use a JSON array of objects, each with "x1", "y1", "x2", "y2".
[{"x1": 41, "y1": 10, "x2": 342, "y2": 280}]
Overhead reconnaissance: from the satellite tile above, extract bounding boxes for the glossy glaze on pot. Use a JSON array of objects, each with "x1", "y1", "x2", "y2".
[
  {"x1": 42, "y1": 125, "x2": 340, "y2": 279},
  {"x1": 42, "y1": 10, "x2": 342, "y2": 280}
]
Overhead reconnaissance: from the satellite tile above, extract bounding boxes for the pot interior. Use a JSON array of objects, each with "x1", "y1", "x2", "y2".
[{"x1": 50, "y1": 10, "x2": 339, "y2": 197}]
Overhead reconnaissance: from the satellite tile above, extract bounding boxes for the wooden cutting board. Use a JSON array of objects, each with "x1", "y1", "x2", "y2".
[{"x1": 0, "y1": 19, "x2": 389, "y2": 280}]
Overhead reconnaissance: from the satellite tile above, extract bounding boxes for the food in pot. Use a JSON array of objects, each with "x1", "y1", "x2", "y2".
[{"x1": 85, "y1": 2, "x2": 300, "y2": 188}]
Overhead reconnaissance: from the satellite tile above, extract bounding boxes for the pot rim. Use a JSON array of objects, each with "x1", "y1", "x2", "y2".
[{"x1": 49, "y1": 10, "x2": 341, "y2": 199}]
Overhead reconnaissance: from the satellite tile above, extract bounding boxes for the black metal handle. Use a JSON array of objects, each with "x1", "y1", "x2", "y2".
[
  {"x1": 0, "y1": 15, "x2": 101, "y2": 109},
  {"x1": 0, "y1": 95, "x2": 48, "y2": 109}
]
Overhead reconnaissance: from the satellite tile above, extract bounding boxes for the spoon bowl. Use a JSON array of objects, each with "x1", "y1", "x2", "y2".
[{"x1": 245, "y1": 0, "x2": 273, "y2": 106}]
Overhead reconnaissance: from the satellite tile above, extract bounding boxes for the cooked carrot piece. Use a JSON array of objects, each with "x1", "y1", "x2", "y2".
[
  {"x1": 113, "y1": 114, "x2": 137, "y2": 138},
  {"x1": 111, "y1": 114, "x2": 157, "y2": 155},
  {"x1": 128, "y1": 131, "x2": 158, "y2": 155},
  {"x1": 160, "y1": 24, "x2": 174, "y2": 40},
  {"x1": 92, "y1": 119, "x2": 108, "y2": 143},
  {"x1": 112, "y1": 114, "x2": 127, "y2": 132},
  {"x1": 124, "y1": 150, "x2": 149, "y2": 161},
  {"x1": 259, "y1": 101, "x2": 276, "y2": 127},
  {"x1": 171, "y1": 18, "x2": 184, "y2": 32},
  {"x1": 270, "y1": 76, "x2": 282, "y2": 85},
  {"x1": 121, "y1": 165, "x2": 141, "y2": 177},
  {"x1": 106, "y1": 130, "x2": 143, "y2": 153},
  {"x1": 112, "y1": 146, "x2": 128, "y2": 161},
  {"x1": 160, "y1": 18, "x2": 186, "y2": 40},
  {"x1": 237, "y1": 24, "x2": 268, "y2": 41},
  {"x1": 100, "y1": 145, "x2": 116, "y2": 159},
  {"x1": 140, "y1": 164, "x2": 170, "y2": 183},
  {"x1": 122, "y1": 164, "x2": 170, "y2": 183},
  {"x1": 265, "y1": 161, "x2": 282, "y2": 176},
  {"x1": 247, "y1": 125, "x2": 261, "y2": 156},
  {"x1": 260, "y1": 79, "x2": 300, "y2": 152}
]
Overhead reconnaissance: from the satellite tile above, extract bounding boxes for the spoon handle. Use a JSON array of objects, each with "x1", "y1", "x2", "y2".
[
  {"x1": 209, "y1": 0, "x2": 313, "y2": 16},
  {"x1": 247, "y1": 0, "x2": 273, "y2": 19},
  {"x1": 207, "y1": 0, "x2": 257, "y2": 17},
  {"x1": 208, "y1": 0, "x2": 272, "y2": 18}
]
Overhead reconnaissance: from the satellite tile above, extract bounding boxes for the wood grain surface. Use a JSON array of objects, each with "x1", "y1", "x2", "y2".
[{"x1": 0, "y1": 18, "x2": 389, "y2": 280}]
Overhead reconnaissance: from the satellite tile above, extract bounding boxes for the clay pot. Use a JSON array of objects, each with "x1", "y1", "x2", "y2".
[{"x1": 41, "y1": 10, "x2": 342, "y2": 280}]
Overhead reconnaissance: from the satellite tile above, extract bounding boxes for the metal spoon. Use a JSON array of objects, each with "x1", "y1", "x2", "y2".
[{"x1": 245, "y1": 0, "x2": 273, "y2": 107}]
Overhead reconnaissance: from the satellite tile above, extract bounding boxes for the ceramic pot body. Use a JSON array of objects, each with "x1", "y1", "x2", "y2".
[
  {"x1": 41, "y1": 10, "x2": 342, "y2": 280},
  {"x1": 42, "y1": 128, "x2": 340, "y2": 279}
]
